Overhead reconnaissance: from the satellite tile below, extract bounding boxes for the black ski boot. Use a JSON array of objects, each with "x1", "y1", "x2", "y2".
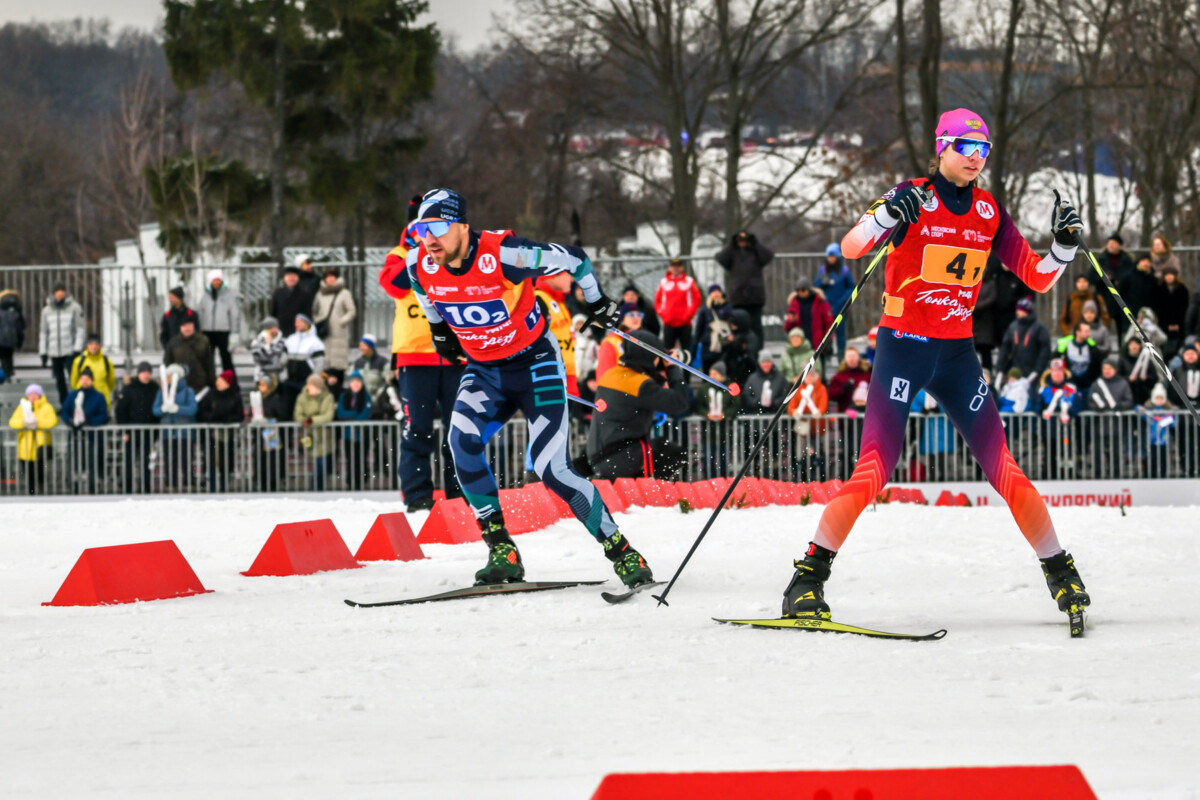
[
  {"x1": 1040, "y1": 551, "x2": 1090, "y2": 612},
  {"x1": 782, "y1": 543, "x2": 836, "y2": 618},
  {"x1": 474, "y1": 515, "x2": 525, "y2": 585},
  {"x1": 603, "y1": 532, "x2": 654, "y2": 588}
]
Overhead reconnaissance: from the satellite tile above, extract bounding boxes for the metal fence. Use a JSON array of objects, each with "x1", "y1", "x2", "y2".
[
  {"x1": 2, "y1": 411, "x2": 1194, "y2": 497},
  {"x1": 5, "y1": 245, "x2": 1199, "y2": 359}
]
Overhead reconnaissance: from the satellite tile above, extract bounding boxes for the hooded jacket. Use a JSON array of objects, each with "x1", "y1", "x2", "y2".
[
  {"x1": 996, "y1": 312, "x2": 1051, "y2": 380},
  {"x1": 116, "y1": 378, "x2": 161, "y2": 425},
  {"x1": 70, "y1": 348, "x2": 117, "y2": 405},
  {"x1": 294, "y1": 386, "x2": 336, "y2": 457},
  {"x1": 784, "y1": 288, "x2": 834, "y2": 346},
  {"x1": 39, "y1": 293, "x2": 86, "y2": 358},
  {"x1": 0, "y1": 290, "x2": 26, "y2": 350},
  {"x1": 654, "y1": 271, "x2": 702, "y2": 328},
  {"x1": 714, "y1": 233, "x2": 774, "y2": 306},
  {"x1": 164, "y1": 330, "x2": 216, "y2": 392},
  {"x1": 8, "y1": 395, "x2": 57, "y2": 459},
  {"x1": 197, "y1": 284, "x2": 241, "y2": 334}
]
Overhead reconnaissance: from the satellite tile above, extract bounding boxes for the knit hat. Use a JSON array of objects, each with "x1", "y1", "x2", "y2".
[
  {"x1": 1049, "y1": 358, "x2": 1066, "y2": 372},
  {"x1": 169, "y1": 286, "x2": 185, "y2": 301},
  {"x1": 868, "y1": 326, "x2": 879, "y2": 339},
  {"x1": 260, "y1": 316, "x2": 279, "y2": 331},
  {"x1": 52, "y1": 281, "x2": 67, "y2": 293},
  {"x1": 136, "y1": 361, "x2": 152, "y2": 375},
  {"x1": 418, "y1": 188, "x2": 467, "y2": 222},
  {"x1": 79, "y1": 366, "x2": 94, "y2": 379},
  {"x1": 1103, "y1": 354, "x2": 1120, "y2": 369},
  {"x1": 825, "y1": 243, "x2": 842, "y2": 258},
  {"x1": 348, "y1": 370, "x2": 364, "y2": 383},
  {"x1": 165, "y1": 363, "x2": 188, "y2": 380},
  {"x1": 1185, "y1": 334, "x2": 1199, "y2": 348},
  {"x1": 1016, "y1": 296, "x2": 1035, "y2": 313},
  {"x1": 1108, "y1": 233, "x2": 1123, "y2": 246},
  {"x1": 796, "y1": 275, "x2": 813, "y2": 291},
  {"x1": 218, "y1": 370, "x2": 235, "y2": 386},
  {"x1": 572, "y1": 313, "x2": 587, "y2": 328},
  {"x1": 86, "y1": 332, "x2": 101, "y2": 344},
  {"x1": 25, "y1": 383, "x2": 44, "y2": 397},
  {"x1": 324, "y1": 267, "x2": 341, "y2": 279},
  {"x1": 1006, "y1": 367, "x2": 1023, "y2": 380},
  {"x1": 306, "y1": 374, "x2": 326, "y2": 389},
  {"x1": 934, "y1": 108, "x2": 990, "y2": 155},
  {"x1": 296, "y1": 313, "x2": 314, "y2": 329},
  {"x1": 207, "y1": 269, "x2": 224, "y2": 285},
  {"x1": 787, "y1": 327, "x2": 805, "y2": 340},
  {"x1": 284, "y1": 265, "x2": 302, "y2": 276},
  {"x1": 668, "y1": 257, "x2": 684, "y2": 267},
  {"x1": 707, "y1": 283, "x2": 723, "y2": 295},
  {"x1": 360, "y1": 334, "x2": 378, "y2": 350},
  {"x1": 295, "y1": 253, "x2": 312, "y2": 268},
  {"x1": 1162, "y1": 263, "x2": 1181, "y2": 277},
  {"x1": 710, "y1": 361, "x2": 728, "y2": 378},
  {"x1": 1081, "y1": 300, "x2": 1098, "y2": 316},
  {"x1": 1151, "y1": 382, "x2": 1168, "y2": 401},
  {"x1": 619, "y1": 303, "x2": 642, "y2": 319},
  {"x1": 619, "y1": 330, "x2": 662, "y2": 369}
]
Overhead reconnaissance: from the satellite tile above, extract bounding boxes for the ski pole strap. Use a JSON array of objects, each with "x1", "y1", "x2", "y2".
[
  {"x1": 607, "y1": 326, "x2": 741, "y2": 396},
  {"x1": 1078, "y1": 234, "x2": 1200, "y2": 425}
]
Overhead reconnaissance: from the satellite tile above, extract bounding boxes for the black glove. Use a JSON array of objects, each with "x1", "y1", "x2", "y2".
[
  {"x1": 585, "y1": 294, "x2": 621, "y2": 329},
  {"x1": 41, "y1": 355, "x2": 48, "y2": 368},
  {"x1": 883, "y1": 183, "x2": 933, "y2": 225},
  {"x1": 1051, "y1": 190, "x2": 1083, "y2": 246},
  {"x1": 429, "y1": 320, "x2": 466, "y2": 363}
]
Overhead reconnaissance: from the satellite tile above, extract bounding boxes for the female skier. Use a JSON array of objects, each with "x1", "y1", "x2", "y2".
[{"x1": 782, "y1": 108, "x2": 1090, "y2": 624}]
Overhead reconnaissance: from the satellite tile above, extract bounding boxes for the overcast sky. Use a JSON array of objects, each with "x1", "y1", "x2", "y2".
[{"x1": 0, "y1": 0, "x2": 511, "y2": 51}]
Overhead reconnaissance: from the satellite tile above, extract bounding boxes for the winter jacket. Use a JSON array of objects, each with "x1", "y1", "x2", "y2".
[
  {"x1": 586, "y1": 364, "x2": 690, "y2": 463},
  {"x1": 62, "y1": 386, "x2": 108, "y2": 428},
  {"x1": 160, "y1": 305, "x2": 199, "y2": 349},
  {"x1": 1033, "y1": 373, "x2": 1082, "y2": 418},
  {"x1": 654, "y1": 272, "x2": 702, "y2": 328},
  {"x1": 998, "y1": 377, "x2": 1032, "y2": 413},
  {"x1": 293, "y1": 387, "x2": 336, "y2": 457},
  {"x1": 996, "y1": 314, "x2": 1052, "y2": 380},
  {"x1": 816, "y1": 262, "x2": 854, "y2": 319},
  {"x1": 164, "y1": 331, "x2": 216, "y2": 392},
  {"x1": 1055, "y1": 335, "x2": 1102, "y2": 389},
  {"x1": 153, "y1": 380, "x2": 199, "y2": 434},
  {"x1": 784, "y1": 290, "x2": 834, "y2": 348},
  {"x1": 723, "y1": 309, "x2": 761, "y2": 388},
  {"x1": 250, "y1": 329, "x2": 287, "y2": 380},
  {"x1": 743, "y1": 365, "x2": 789, "y2": 414},
  {"x1": 1170, "y1": 360, "x2": 1200, "y2": 407},
  {"x1": 197, "y1": 285, "x2": 241, "y2": 334},
  {"x1": 0, "y1": 290, "x2": 26, "y2": 349},
  {"x1": 253, "y1": 375, "x2": 292, "y2": 423},
  {"x1": 1150, "y1": 250, "x2": 1181, "y2": 280},
  {"x1": 1185, "y1": 292, "x2": 1200, "y2": 339},
  {"x1": 1152, "y1": 281, "x2": 1190, "y2": 343},
  {"x1": 39, "y1": 293, "x2": 86, "y2": 358},
  {"x1": 297, "y1": 268, "x2": 322, "y2": 299},
  {"x1": 973, "y1": 265, "x2": 999, "y2": 349},
  {"x1": 8, "y1": 395, "x2": 57, "y2": 460},
  {"x1": 352, "y1": 352, "x2": 390, "y2": 399},
  {"x1": 284, "y1": 328, "x2": 326, "y2": 385},
  {"x1": 621, "y1": 285, "x2": 660, "y2": 335},
  {"x1": 782, "y1": 338, "x2": 815, "y2": 383},
  {"x1": 199, "y1": 385, "x2": 245, "y2": 424},
  {"x1": 270, "y1": 282, "x2": 315, "y2": 337},
  {"x1": 1139, "y1": 404, "x2": 1176, "y2": 446},
  {"x1": 336, "y1": 387, "x2": 373, "y2": 441},
  {"x1": 115, "y1": 379, "x2": 161, "y2": 425},
  {"x1": 1122, "y1": 307, "x2": 1168, "y2": 348},
  {"x1": 70, "y1": 348, "x2": 117, "y2": 405},
  {"x1": 714, "y1": 234, "x2": 774, "y2": 306},
  {"x1": 827, "y1": 363, "x2": 872, "y2": 413},
  {"x1": 1119, "y1": 341, "x2": 1158, "y2": 406},
  {"x1": 1087, "y1": 374, "x2": 1134, "y2": 412},
  {"x1": 693, "y1": 382, "x2": 743, "y2": 421},
  {"x1": 311, "y1": 280, "x2": 357, "y2": 370},
  {"x1": 1116, "y1": 268, "x2": 1159, "y2": 322},
  {"x1": 1098, "y1": 249, "x2": 1136, "y2": 285},
  {"x1": 1059, "y1": 288, "x2": 1109, "y2": 336},
  {"x1": 595, "y1": 331, "x2": 623, "y2": 381},
  {"x1": 991, "y1": 264, "x2": 1027, "y2": 344},
  {"x1": 692, "y1": 299, "x2": 733, "y2": 369}
]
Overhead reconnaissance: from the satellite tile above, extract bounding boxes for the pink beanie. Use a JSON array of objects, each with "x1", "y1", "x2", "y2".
[{"x1": 935, "y1": 108, "x2": 990, "y2": 155}]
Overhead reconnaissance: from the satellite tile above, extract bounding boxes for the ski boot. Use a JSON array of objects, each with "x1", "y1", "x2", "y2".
[
  {"x1": 603, "y1": 532, "x2": 654, "y2": 588},
  {"x1": 1040, "y1": 550, "x2": 1090, "y2": 637},
  {"x1": 474, "y1": 514, "x2": 525, "y2": 585},
  {"x1": 782, "y1": 543, "x2": 836, "y2": 618}
]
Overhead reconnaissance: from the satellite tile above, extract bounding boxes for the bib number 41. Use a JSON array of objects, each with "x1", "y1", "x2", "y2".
[{"x1": 920, "y1": 244, "x2": 986, "y2": 288}]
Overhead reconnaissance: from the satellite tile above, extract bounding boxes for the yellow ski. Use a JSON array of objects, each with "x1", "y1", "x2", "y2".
[{"x1": 714, "y1": 617, "x2": 946, "y2": 641}]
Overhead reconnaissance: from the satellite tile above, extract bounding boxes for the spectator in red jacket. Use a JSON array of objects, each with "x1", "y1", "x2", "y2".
[
  {"x1": 654, "y1": 257, "x2": 702, "y2": 354},
  {"x1": 827, "y1": 347, "x2": 872, "y2": 413},
  {"x1": 784, "y1": 275, "x2": 835, "y2": 376}
]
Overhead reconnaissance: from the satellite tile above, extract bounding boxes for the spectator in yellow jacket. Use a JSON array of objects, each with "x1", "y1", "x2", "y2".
[
  {"x1": 8, "y1": 383, "x2": 58, "y2": 494},
  {"x1": 70, "y1": 334, "x2": 117, "y2": 406}
]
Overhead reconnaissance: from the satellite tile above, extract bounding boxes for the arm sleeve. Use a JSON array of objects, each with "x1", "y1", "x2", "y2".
[
  {"x1": 841, "y1": 181, "x2": 913, "y2": 259},
  {"x1": 635, "y1": 376, "x2": 692, "y2": 416},
  {"x1": 73, "y1": 307, "x2": 86, "y2": 352},
  {"x1": 498, "y1": 235, "x2": 603, "y2": 302},
  {"x1": 992, "y1": 203, "x2": 1077, "y2": 294},
  {"x1": 687, "y1": 283, "x2": 701, "y2": 319},
  {"x1": 379, "y1": 248, "x2": 411, "y2": 299},
  {"x1": 178, "y1": 390, "x2": 199, "y2": 418},
  {"x1": 39, "y1": 313, "x2": 47, "y2": 355},
  {"x1": 755, "y1": 242, "x2": 774, "y2": 266},
  {"x1": 715, "y1": 245, "x2": 733, "y2": 269}
]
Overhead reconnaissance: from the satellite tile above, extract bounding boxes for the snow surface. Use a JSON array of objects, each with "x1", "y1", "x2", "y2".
[{"x1": 3, "y1": 495, "x2": 1198, "y2": 799}]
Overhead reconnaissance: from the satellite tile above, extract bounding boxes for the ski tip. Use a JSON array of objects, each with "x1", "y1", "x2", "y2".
[
  {"x1": 343, "y1": 599, "x2": 360, "y2": 608},
  {"x1": 930, "y1": 629, "x2": 949, "y2": 639}
]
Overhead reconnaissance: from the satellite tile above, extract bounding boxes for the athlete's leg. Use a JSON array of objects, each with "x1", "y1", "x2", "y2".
[
  {"x1": 812, "y1": 331, "x2": 936, "y2": 552},
  {"x1": 925, "y1": 340, "x2": 1063, "y2": 559},
  {"x1": 517, "y1": 334, "x2": 619, "y2": 542},
  {"x1": 447, "y1": 364, "x2": 519, "y2": 521}
]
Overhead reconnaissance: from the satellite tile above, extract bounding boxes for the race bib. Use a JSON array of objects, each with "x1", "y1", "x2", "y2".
[
  {"x1": 432, "y1": 299, "x2": 511, "y2": 329},
  {"x1": 919, "y1": 244, "x2": 987, "y2": 288}
]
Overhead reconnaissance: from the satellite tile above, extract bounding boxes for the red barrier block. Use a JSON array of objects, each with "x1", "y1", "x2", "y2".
[
  {"x1": 775, "y1": 481, "x2": 802, "y2": 505},
  {"x1": 44, "y1": 540, "x2": 211, "y2": 607},
  {"x1": 499, "y1": 488, "x2": 551, "y2": 535},
  {"x1": 673, "y1": 482, "x2": 696, "y2": 505},
  {"x1": 417, "y1": 498, "x2": 482, "y2": 545},
  {"x1": 613, "y1": 478, "x2": 645, "y2": 507},
  {"x1": 592, "y1": 479, "x2": 628, "y2": 514},
  {"x1": 689, "y1": 481, "x2": 718, "y2": 509},
  {"x1": 514, "y1": 484, "x2": 560, "y2": 531},
  {"x1": 808, "y1": 483, "x2": 830, "y2": 504},
  {"x1": 738, "y1": 478, "x2": 766, "y2": 507},
  {"x1": 911, "y1": 488, "x2": 929, "y2": 504},
  {"x1": 354, "y1": 513, "x2": 425, "y2": 562},
  {"x1": 242, "y1": 519, "x2": 362, "y2": 577},
  {"x1": 935, "y1": 489, "x2": 956, "y2": 507},
  {"x1": 635, "y1": 478, "x2": 674, "y2": 507},
  {"x1": 706, "y1": 478, "x2": 735, "y2": 507},
  {"x1": 591, "y1": 765, "x2": 1097, "y2": 800},
  {"x1": 955, "y1": 491, "x2": 972, "y2": 506}
]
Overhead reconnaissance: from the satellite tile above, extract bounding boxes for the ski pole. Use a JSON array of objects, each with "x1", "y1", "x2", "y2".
[
  {"x1": 606, "y1": 326, "x2": 741, "y2": 396},
  {"x1": 567, "y1": 393, "x2": 606, "y2": 412},
  {"x1": 1076, "y1": 231, "x2": 1200, "y2": 425},
  {"x1": 654, "y1": 226, "x2": 897, "y2": 607}
]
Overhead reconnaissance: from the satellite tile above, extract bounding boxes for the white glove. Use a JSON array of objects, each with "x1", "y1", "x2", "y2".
[{"x1": 163, "y1": 401, "x2": 179, "y2": 414}]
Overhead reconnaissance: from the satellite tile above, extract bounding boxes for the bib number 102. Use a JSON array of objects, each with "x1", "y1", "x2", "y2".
[
  {"x1": 433, "y1": 299, "x2": 510, "y2": 328},
  {"x1": 920, "y1": 244, "x2": 986, "y2": 288}
]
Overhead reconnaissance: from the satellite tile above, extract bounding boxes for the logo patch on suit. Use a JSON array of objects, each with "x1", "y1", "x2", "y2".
[
  {"x1": 891, "y1": 377, "x2": 910, "y2": 404},
  {"x1": 477, "y1": 253, "x2": 498, "y2": 274},
  {"x1": 975, "y1": 200, "x2": 996, "y2": 219},
  {"x1": 422, "y1": 255, "x2": 439, "y2": 274}
]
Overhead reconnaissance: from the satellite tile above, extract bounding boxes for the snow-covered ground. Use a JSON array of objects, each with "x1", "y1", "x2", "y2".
[{"x1": 3, "y1": 495, "x2": 1197, "y2": 799}]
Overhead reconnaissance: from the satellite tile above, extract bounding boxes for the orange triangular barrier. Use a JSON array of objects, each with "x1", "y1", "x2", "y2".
[
  {"x1": 44, "y1": 540, "x2": 211, "y2": 606},
  {"x1": 416, "y1": 498, "x2": 481, "y2": 545},
  {"x1": 242, "y1": 519, "x2": 361, "y2": 576},
  {"x1": 355, "y1": 513, "x2": 425, "y2": 562}
]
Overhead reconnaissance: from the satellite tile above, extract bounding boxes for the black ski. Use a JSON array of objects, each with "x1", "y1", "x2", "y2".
[
  {"x1": 714, "y1": 616, "x2": 946, "y2": 641},
  {"x1": 1068, "y1": 604, "x2": 1086, "y2": 638},
  {"x1": 344, "y1": 580, "x2": 605, "y2": 608},
  {"x1": 601, "y1": 581, "x2": 666, "y2": 605}
]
